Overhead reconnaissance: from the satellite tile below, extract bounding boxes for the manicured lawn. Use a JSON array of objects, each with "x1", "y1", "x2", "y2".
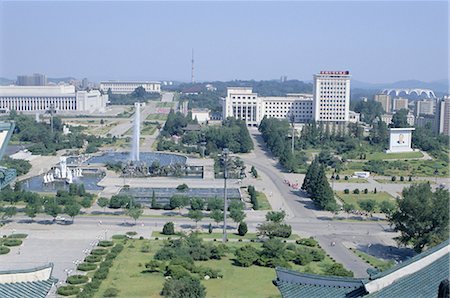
[
  {"x1": 365, "y1": 151, "x2": 423, "y2": 160},
  {"x1": 335, "y1": 191, "x2": 395, "y2": 212},
  {"x1": 141, "y1": 123, "x2": 157, "y2": 135},
  {"x1": 94, "y1": 238, "x2": 338, "y2": 298},
  {"x1": 146, "y1": 114, "x2": 168, "y2": 121},
  {"x1": 350, "y1": 248, "x2": 395, "y2": 272},
  {"x1": 256, "y1": 191, "x2": 272, "y2": 210}
]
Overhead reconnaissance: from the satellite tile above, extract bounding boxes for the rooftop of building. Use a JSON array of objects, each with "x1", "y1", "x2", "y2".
[
  {"x1": 100, "y1": 80, "x2": 161, "y2": 84},
  {"x1": 0, "y1": 263, "x2": 58, "y2": 298},
  {"x1": 0, "y1": 85, "x2": 75, "y2": 96},
  {"x1": 274, "y1": 239, "x2": 449, "y2": 298}
]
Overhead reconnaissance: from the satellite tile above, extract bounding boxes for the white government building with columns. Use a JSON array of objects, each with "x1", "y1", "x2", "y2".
[
  {"x1": 222, "y1": 71, "x2": 352, "y2": 126},
  {"x1": 100, "y1": 81, "x2": 161, "y2": 94},
  {"x1": 0, "y1": 85, "x2": 108, "y2": 113}
]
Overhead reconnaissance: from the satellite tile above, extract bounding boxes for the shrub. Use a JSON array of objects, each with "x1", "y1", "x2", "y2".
[
  {"x1": 238, "y1": 222, "x2": 248, "y2": 236},
  {"x1": 296, "y1": 237, "x2": 318, "y2": 247},
  {"x1": 344, "y1": 189, "x2": 350, "y2": 194},
  {"x1": 162, "y1": 222, "x2": 175, "y2": 235},
  {"x1": 93, "y1": 268, "x2": 109, "y2": 280},
  {"x1": 294, "y1": 250, "x2": 313, "y2": 265},
  {"x1": 91, "y1": 249, "x2": 108, "y2": 255},
  {"x1": 325, "y1": 263, "x2": 353, "y2": 277},
  {"x1": 400, "y1": 176, "x2": 404, "y2": 181},
  {"x1": 67, "y1": 274, "x2": 89, "y2": 285},
  {"x1": 3, "y1": 239, "x2": 22, "y2": 247},
  {"x1": 103, "y1": 288, "x2": 119, "y2": 297},
  {"x1": 140, "y1": 245, "x2": 150, "y2": 253},
  {"x1": 111, "y1": 234, "x2": 126, "y2": 240},
  {"x1": 111, "y1": 244, "x2": 124, "y2": 253},
  {"x1": 77, "y1": 263, "x2": 97, "y2": 271},
  {"x1": 310, "y1": 248, "x2": 325, "y2": 261},
  {"x1": 105, "y1": 252, "x2": 118, "y2": 260},
  {"x1": 0, "y1": 246, "x2": 10, "y2": 254},
  {"x1": 8, "y1": 233, "x2": 27, "y2": 239},
  {"x1": 353, "y1": 189, "x2": 360, "y2": 194},
  {"x1": 344, "y1": 176, "x2": 349, "y2": 180},
  {"x1": 85, "y1": 255, "x2": 102, "y2": 263},
  {"x1": 99, "y1": 260, "x2": 113, "y2": 269},
  {"x1": 234, "y1": 245, "x2": 259, "y2": 267},
  {"x1": 165, "y1": 264, "x2": 191, "y2": 279},
  {"x1": 57, "y1": 285, "x2": 80, "y2": 296},
  {"x1": 98, "y1": 241, "x2": 113, "y2": 247},
  {"x1": 364, "y1": 188, "x2": 368, "y2": 194},
  {"x1": 162, "y1": 276, "x2": 206, "y2": 298},
  {"x1": 391, "y1": 176, "x2": 396, "y2": 181},
  {"x1": 126, "y1": 231, "x2": 137, "y2": 236}
]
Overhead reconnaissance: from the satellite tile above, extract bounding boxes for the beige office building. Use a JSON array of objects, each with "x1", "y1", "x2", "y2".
[
  {"x1": 393, "y1": 97, "x2": 408, "y2": 111},
  {"x1": 374, "y1": 94, "x2": 391, "y2": 113}
]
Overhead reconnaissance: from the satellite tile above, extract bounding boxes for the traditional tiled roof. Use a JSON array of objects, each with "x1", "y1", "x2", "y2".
[
  {"x1": 0, "y1": 264, "x2": 57, "y2": 298},
  {"x1": 275, "y1": 240, "x2": 450, "y2": 298}
]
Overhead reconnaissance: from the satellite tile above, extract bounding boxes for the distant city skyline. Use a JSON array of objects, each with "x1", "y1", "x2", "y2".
[{"x1": 0, "y1": 1, "x2": 448, "y2": 83}]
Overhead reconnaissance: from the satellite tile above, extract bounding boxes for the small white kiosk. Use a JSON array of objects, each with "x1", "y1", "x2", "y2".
[{"x1": 386, "y1": 127, "x2": 415, "y2": 153}]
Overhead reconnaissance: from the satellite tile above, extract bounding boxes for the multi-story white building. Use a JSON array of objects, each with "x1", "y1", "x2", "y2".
[
  {"x1": 100, "y1": 81, "x2": 161, "y2": 94},
  {"x1": 313, "y1": 71, "x2": 351, "y2": 123},
  {"x1": 435, "y1": 96, "x2": 450, "y2": 135},
  {"x1": 223, "y1": 87, "x2": 261, "y2": 126},
  {"x1": 222, "y1": 88, "x2": 313, "y2": 126},
  {"x1": 381, "y1": 113, "x2": 415, "y2": 127},
  {"x1": 0, "y1": 85, "x2": 108, "y2": 113}
]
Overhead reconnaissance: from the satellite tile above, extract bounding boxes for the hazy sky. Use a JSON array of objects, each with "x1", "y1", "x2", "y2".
[{"x1": 0, "y1": 1, "x2": 448, "y2": 83}]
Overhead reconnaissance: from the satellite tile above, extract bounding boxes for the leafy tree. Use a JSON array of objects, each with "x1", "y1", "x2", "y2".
[
  {"x1": 170, "y1": 196, "x2": 189, "y2": 214},
  {"x1": 207, "y1": 197, "x2": 223, "y2": 211},
  {"x1": 250, "y1": 166, "x2": 258, "y2": 178},
  {"x1": 257, "y1": 222, "x2": 292, "y2": 239},
  {"x1": 265, "y1": 211, "x2": 286, "y2": 223},
  {"x1": 389, "y1": 184, "x2": 449, "y2": 252},
  {"x1": 234, "y1": 245, "x2": 259, "y2": 267},
  {"x1": 127, "y1": 207, "x2": 143, "y2": 224},
  {"x1": 238, "y1": 221, "x2": 248, "y2": 236},
  {"x1": 210, "y1": 209, "x2": 223, "y2": 227},
  {"x1": 359, "y1": 199, "x2": 377, "y2": 216},
  {"x1": 162, "y1": 222, "x2": 175, "y2": 235},
  {"x1": 353, "y1": 100, "x2": 383, "y2": 124},
  {"x1": 379, "y1": 200, "x2": 396, "y2": 215},
  {"x1": 97, "y1": 197, "x2": 109, "y2": 212},
  {"x1": 25, "y1": 203, "x2": 40, "y2": 221},
  {"x1": 187, "y1": 210, "x2": 203, "y2": 228},
  {"x1": 44, "y1": 201, "x2": 61, "y2": 221},
  {"x1": 190, "y1": 198, "x2": 204, "y2": 211},
  {"x1": 343, "y1": 203, "x2": 355, "y2": 215},
  {"x1": 390, "y1": 109, "x2": 409, "y2": 128},
  {"x1": 325, "y1": 263, "x2": 353, "y2": 277},
  {"x1": 312, "y1": 165, "x2": 337, "y2": 211},
  {"x1": 65, "y1": 203, "x2": 81, "y2": 222},
  {"x1": 1, "y1": 206, "x2": 17, "y2": 221},
  {"x1": 229, "y1": 206, "x2": 245, "y2": 226},
  {"x1": 161, "y1": 276, "x2": 206, "y2": 298}
]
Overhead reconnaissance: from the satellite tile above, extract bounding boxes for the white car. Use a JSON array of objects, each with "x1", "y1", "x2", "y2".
[{"x1": 55, "y1": 216, "x2": 66, "y2": 222}]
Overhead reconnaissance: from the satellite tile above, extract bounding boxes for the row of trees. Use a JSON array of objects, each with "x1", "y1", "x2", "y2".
[{"x1": 302, "y1": 158, "x2": 337, "y2": 211}]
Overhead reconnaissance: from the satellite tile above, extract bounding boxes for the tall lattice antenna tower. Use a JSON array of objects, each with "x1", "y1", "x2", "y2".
[{"x1": 191, "y1": 49, "x2": 195, "y2": 83}]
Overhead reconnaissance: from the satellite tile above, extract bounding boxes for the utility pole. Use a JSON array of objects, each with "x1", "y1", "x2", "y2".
[{"x1": 221, "y1": 148, "x2": 229, "y2": 243}]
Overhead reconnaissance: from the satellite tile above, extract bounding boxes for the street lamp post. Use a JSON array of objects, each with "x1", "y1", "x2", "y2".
[{"x1": 221, "y1": 148, "x2": 230, "y2": 243}]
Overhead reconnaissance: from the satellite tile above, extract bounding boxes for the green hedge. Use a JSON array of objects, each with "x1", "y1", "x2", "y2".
[
  {"x1": 98, "y1": 241, "x2": 114, "y2": 247},
  {"x1": 77, "y1": 262, "x2": 97, "y2": 271},
  {"x1": 67, "y1": 274, "x2": 89, "y2": 285},
  {"x1": 57, "y1": 285, "x2": 80, "y2": 296},
  {"x1": 8, "y1": 233, "x2": 28, "y2": 239},
  {"x1": 3, "y1": 239, "x2": 22, "y2": 247},
  {"x1": 85, "y1": 255, "x2": 102, "y2": 263},
  {"x1": 111, "y1": 234, "x2": 126, "y2": 240},
  {"x1": 0, "y1": 246, "x2": 10, "y2": 255},
  {"x1": 91, "y1": 249, "x2": 108, "y2": 255}
]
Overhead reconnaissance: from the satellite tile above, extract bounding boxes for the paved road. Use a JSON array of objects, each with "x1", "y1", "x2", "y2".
[{"x1": 240, "y1": 129, "x2": 398, "y2": 277}]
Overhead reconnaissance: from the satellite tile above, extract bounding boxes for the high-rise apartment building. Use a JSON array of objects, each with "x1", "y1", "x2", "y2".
[
  {"x1": 415, "y1": 99, "x2": 435, "y2": 116},
  {"x1": 393, "y1": 97, "x2": 408, "y2": 111},
  {"x1": 435, "y1": 96, "x2": 450, "y2": 135},
  {"x1": 16, "y1": 73, "x2": 47, "y2": 86},
  {"x1": 313, "y1": 71, "x2": 351, "y2": 123},
  {"x1": 374, "y1": 94, "x2": 391, "y2": 113}
]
